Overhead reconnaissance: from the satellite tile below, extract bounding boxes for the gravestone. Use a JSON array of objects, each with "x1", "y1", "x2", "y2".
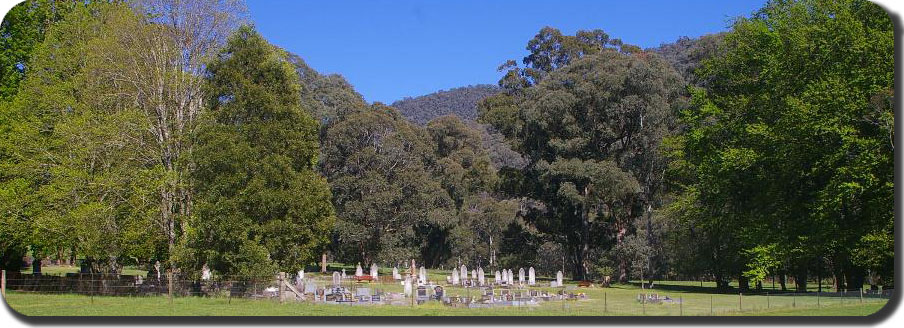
[
  {"x1": 154, "y1": 261, "x2": 161, "y2": 280},
  {"x1": 500, "y1": 269, "x2": 507, "y2": 284},
  {"x1": 471, "y1": 269, "x2": 477, "y2": 282},
  {"x1": 342, "y1": 269, "x2": 347, "y2": 279},
  {"x1": 370, "y1": 263, "x2": 378, "y2": 279},
  {"x1": 355, "y1": 263, "x2": 363, "y2": 277},
  {"x1": 392, "y1": 267, "x2": 401, "y2": 280},
  {"x1": 508, "y1": 269, "x2": 515, "y2": 285},
  {"x1": 416, "y1": 286, "x2": 428, "y2": 301},
  {"x1": 528, "y1": 267, "x2": 536, "y2": 285},
  {"x1": 556, "y1": 271, "x2": 564, "y2": 287},
  {"x1": 478, "y1": 267, "x2": 485, "y2": 286},
  {"x1": 201, "y1": 264, "x2": 211, "y2": 281},
  {"x1": 304, "y1": 281, "x2": 318, "y2": 294},
  {"x1": 494, "y1": 270, "x2": 501, "y2": 284},
  {"x1": 452, "y1": 268, "x2": 460, "y2": 285},
  {"x1": 460, "y1": 265, "x2": 467, "y2": 284},
  {"x1": 518, "y1": 268, "x2": 525, "y2": 285},
  {"x1": 419, "y1": 266, "x2": 427, "y2": 284},
  {"x1": 332, "y1": 271, "x2": 341, "y2": 287},
  {"x1": 296, "y1": 270, "x2": 305, "y2": 287},
  {"x1": 433, "y1": 285, "x2": 444, "y2": 300},
  {"x1": 403, "y1": 276, "x2": 413, "y2": 296}
]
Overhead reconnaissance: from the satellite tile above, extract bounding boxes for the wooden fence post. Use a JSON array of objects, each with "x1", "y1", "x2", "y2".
[
  {"x1": 738, "y1": 292, "x2": 742, "y2": 312},
  {"x1": 278, "y1": 272, "x2": 286, "y2": 303},
  {"x1": 1, "y1": 269, "x2": 5, "y2": 298},
  {"x1": 167, "y1": 270, "x2": 173, "y2": 303}
]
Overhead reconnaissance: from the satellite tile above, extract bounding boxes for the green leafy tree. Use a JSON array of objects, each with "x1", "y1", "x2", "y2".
[
  {"x1": 669, "y1": 0, "x2": 894, "y2": 290},
  {"x1": 177, "y1": 26, "x2": 335, "y2": 278},
  {"x1": 320, "y1": 104, "x2": 452, "y2": 266},
  {"x1": 481, "y1": 31, "x2": 684, "y2": 280}
]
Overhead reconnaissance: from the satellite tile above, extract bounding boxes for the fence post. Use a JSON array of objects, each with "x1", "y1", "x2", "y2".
[
  {"x1": 710, "y1": 295, "x2": 713, "y2": 316},
  {"x1": 767, "y1": 292, "x2": 770, "y2": 309},
  {"x1": 817, "y1": 290, "x2": 820, "y2": 308},
  {"x1": 642, "y1": 294, "x2": 646, "y2": 315},
  {"x1": 679, "y1": 297, "x2": 683, "y2": 316},
  {"x1": 860, "y1": 288, "x2": 863, "y2": 303},
  {"x1": 604, "y1": 292, "x2": 607, "y2": 313},
  {"x1": 278, "y1": 272, "x2": 286, "y2": 303},
  {"x1": 738, "y1": 292, "x2": 742, "y2": 312},
  {"x1": 167, "y1": 270, "x2": 173, "y2": 304},
  {"x1": 842, "y1": 289, "x2": 845, "y2": 305},
  {"x1": 1, "y1": 269, "x2": 5, "y2": 298},
  {"x1": 792, "y1": 293, "x2": 796, "y2": 308}
]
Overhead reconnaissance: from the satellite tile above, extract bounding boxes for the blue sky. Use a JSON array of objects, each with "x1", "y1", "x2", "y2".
[{"x1": 247, "y1": 0, "x2": 765, "y2": 104}]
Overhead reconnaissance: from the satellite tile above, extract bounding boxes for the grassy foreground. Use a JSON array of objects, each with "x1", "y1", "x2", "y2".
[{"x1": 2, "y1": 283, "x2": 891, "y2": 316}]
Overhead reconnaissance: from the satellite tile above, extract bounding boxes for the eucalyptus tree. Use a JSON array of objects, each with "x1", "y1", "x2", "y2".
[{"x1": 481, "y1": 32, "x2": 683, "y2": 280}]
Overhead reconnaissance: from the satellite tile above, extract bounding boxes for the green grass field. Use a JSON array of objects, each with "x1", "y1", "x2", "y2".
[{"x1": 2, "y1": 279, "x2": 891, "y2": 316}]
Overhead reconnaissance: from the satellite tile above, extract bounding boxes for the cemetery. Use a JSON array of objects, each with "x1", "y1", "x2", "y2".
[{"x1": 2, "y1": 261, "x2": 892, "y2": 316}]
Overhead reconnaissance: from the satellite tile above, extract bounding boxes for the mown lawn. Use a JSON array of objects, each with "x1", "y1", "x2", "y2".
[{"x1": 2, "y1": 280, "x2": 891, "y2": 316}]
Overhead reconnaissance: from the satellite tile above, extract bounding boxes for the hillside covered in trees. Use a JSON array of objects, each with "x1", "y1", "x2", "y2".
[
  {"x1": 392, "y1": 85, "x2": 501, "y2": 125},
  {"x1": 0, "y1": 0, "x2": 894, "y2": 293}
]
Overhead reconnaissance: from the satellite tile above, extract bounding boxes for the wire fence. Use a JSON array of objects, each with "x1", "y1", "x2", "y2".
[{"x1": 1, "y1": 270, "x2": 893, "y2": 316}]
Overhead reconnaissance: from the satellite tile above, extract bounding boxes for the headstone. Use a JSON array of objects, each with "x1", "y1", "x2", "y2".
[
  {"x1": 452, "y1": 268, "x2": 460, "y2": 285},
  {"x1": 494, "y1": 270, "x2": 501, "y2": 284},
  {"x1": 478, "y1": 267, "x2": 485, "y2": 286},
  {"x1": 201, "y1": 264, "x2": 211, "y2": 281},
  {"x1": 419, "y1": 266, "x2": 427, "y2": 284},
  {"x1": 556, "y1": 271, "x2": 564, "y2": 287},
  {"x1": 304, "y1": 281, "x2": 318, "y2": 294},
  {"x1": 403, "y1": 276, "x2": 413, "y2": 296},
  {"x1": 332, "y1": 271, "x2": 341, "y2": 286},
  {"x1": 471, "y1": 269, "x2": 477, "y2": 282},
  {"x1": 518, "y1": 268, "x2": 525, "y2": 285},
  {"x1": 416, "y1": 286, "x2": 428, "y2": 301},
  {"x1": 508, "y1": 269, "x2": 515, "y2": 285},
  {"x1": 370, "y1": 263, "x2": 378, "y2": 279},
  {"x1": 355, "y1": 263, "x2": 363, "y2": 277},
  {"x1": 433, "y1": 286, "x2": 444, "y2": 300},
  {"x1": 528, "y1": 267, "x2": 536, "y2": 285},
  {"x1": 392, "y1": 267, "x2": 401, "y2": 280},
  {"x1": 296, "y1": 270, "x2": 305, "y2": 286},
  {"x1": 342, "y1": 269, "x2": 347, "y2": 279},
  {"x1": 154, "y1": 261, "x2": 161, "y2": 280},
  {"x1": 460, "y1": 265, "x2": 467, "y2": 284}
]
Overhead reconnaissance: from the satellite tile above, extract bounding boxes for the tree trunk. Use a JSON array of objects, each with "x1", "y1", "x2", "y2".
[
  {"x1": 779, "y1": 273, "x2": 787, "y2": 291},
  {"x1": 794, "y1": 268, "x2": 808, "y2": 292}
]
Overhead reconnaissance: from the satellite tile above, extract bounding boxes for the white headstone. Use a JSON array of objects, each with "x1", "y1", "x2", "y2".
[
  {"x1": 495, "y1": 270, "x2": 501, "y2": 284},
  {"x1": 201, "y1": 264, "x2": 211, "y2": 281},
  {"x1": 556, "y1": 271, "x2": 564, "y2": 286},
  {"x1": 403, "y1": 276, "x2": 413, "y2": 296},
  {"x1": 528, "y1": 267, "x2": 536, "y2": 285},
  {"x1": 452, "y1": 268, "x2": 460, "y2": 285},
  {"x1": 154, "y1": 261, "x2": 161, "y2": 280},
  {"x1": 355, "y1": 263, "x2": 363, "y2": 277},
  {"x1": 508, "y1": 269, "x2": 515, "y2": 285},
  {"x1": 392, "y1": 267, "x2": 401, "y2": 280},
  {"x1": 332, "y1": 271, "x2": 341, "y2": 286},
  {"x1": 501, "y1": 269, "x2": 508, "y2": 284},
  {"x1": 460, "y1": 265, "x2": 467, "y2": 283},
  {"x1": 419, "y1": 266, "x2": 427, "y2": 284},
  {"x1": 342, "y1": 269, "x2": 347, "y2": 279},
  {"x1": 518, "y1": 268, "x2": 525, "y2": 285},
  {"x1": 296, "y1": 270, "x2": 305, "y2": 286},
  {"x1": 478, "y1": 267, "x2": 485, "y2": 286},
  {"x1": 471, "y1": 269, "x2": 477, "y2": 281},
  {"x1": 370, "y1": 263, "x2": 378, "y2": 279}
]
